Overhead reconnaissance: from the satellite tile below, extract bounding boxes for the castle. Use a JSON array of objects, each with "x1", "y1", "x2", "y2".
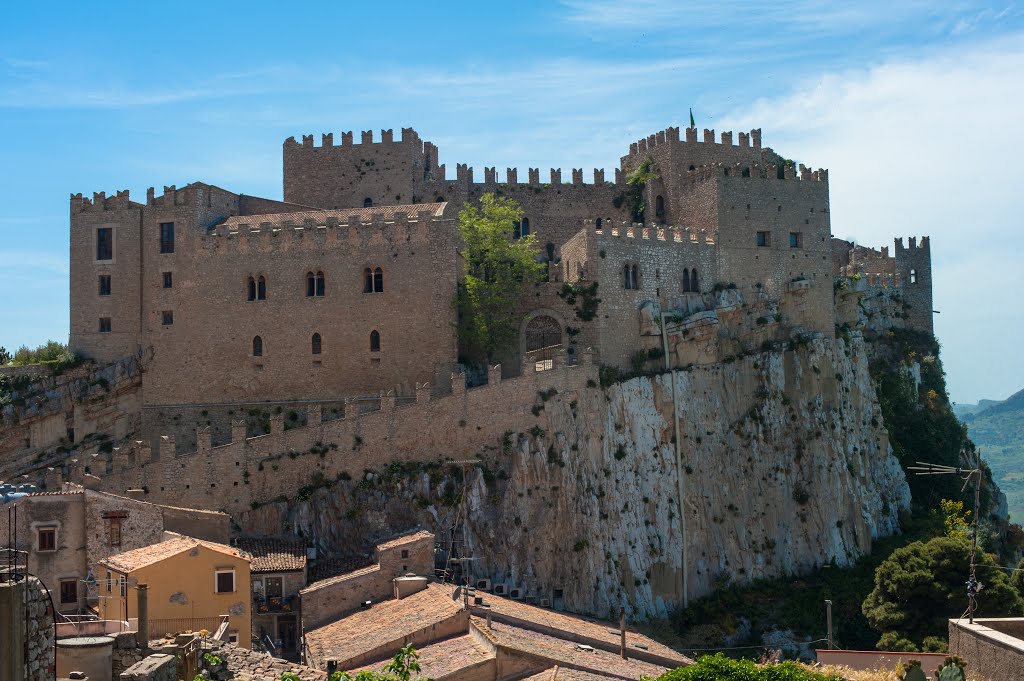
[{"x1": 68, "y1": 124, "x2": 932, "y2": 417}]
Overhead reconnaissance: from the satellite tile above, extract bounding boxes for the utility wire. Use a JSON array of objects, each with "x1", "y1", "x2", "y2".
[{"x1": 679, "y1": 638, "x2": 830, "y2": 653}]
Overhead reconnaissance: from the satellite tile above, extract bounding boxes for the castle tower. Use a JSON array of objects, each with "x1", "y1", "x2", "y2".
[
  {"x1": 894, "y1": 236, "x2": 934, "y2": 335},
  {"x1": 282, "y1": 128, "x2": 440, "y2": 209}
]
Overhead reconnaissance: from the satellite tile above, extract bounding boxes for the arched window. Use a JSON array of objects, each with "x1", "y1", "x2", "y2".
[
  {"x1": 370, "y1": 330, "x2": 380, "y2": 352},
  {"x1": 655, "y1": 195, "x2": 665, "y2": 219},
  {"x1": 257, "y1": 275, "x2": 266, "y2": 300},
  {"x1": 595, "y1": 217, "x2": 603, "y2": 230},
  {"x1": 311, "y1": 333, "x2": 321, "y2": 355},
  {"x1": 521, "y1": 217, "x2": 530, "y2": 237},
  {"x1": 690, "y1": 268, "x2": 699, "y2": 293},
  {"x1": 513, "y1": 221, "x2": 522, "y2": 240},
  {"x1": 306, "y1": 272, "x2": 315, "y2": 297},
  {"x1": 682, "y1": 268, "x2": 690, "y2": 293},
  {"x1": 252, "y1": 336, "x2": 263, "y2": 357},
  {"x1": 315, "y1": 271, "x2": 325, "y2": 296},
  {"x1": 909, "y1": 269, "x2": 917, "y2": 284},
  {"x1": 247, "y1": 276, "x2": 256, "y2": 301},
  {"x1": 373, "y1": 267, "x2": 383, "y2": 293},
  {"x1": 363, "y1": 197, "x2": 373, "y2": 208},
  {"x1": 631, "y1": 265, "x2": 639, "y2": 290},
  {"x1": 363, "y1": 268, "x2": 373, "y2": 293},
  {"x1": 623, "y1": 264, "x2": 631, "y2": 289},
  {"x1": 436, "y1": 196, "x2": 445, "y2": 203}
]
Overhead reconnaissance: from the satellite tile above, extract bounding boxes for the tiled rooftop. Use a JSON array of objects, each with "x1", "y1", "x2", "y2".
[
  {"x1": 99, "y1": 535, "x2": 249, "y2": 573},
  {"x1": 348, "y1": 633, "x2": 492, "y2": 678},
  {"x1": 304, "y1": 583, "x2": 464, "y2": 666},
  {"x1": 218, "y1": 203, "x2": 447, "y2": 230},
  {"x1": 472, "y1": 594, "x2": 689, "y2": 666},
  {"x1": 307, "y1": 554, "x2": 370, "y2": 583},
  {"x1": 236, "y1": 537, "x2": 307, "y2": 573},
  {"x1": 376, "y1": 529, "x2": 434, "y2": 551},
  {"x1": 474, "y1": 618, "x2": 671, "y2": 680},
  {"x1": 522, "y1": 668, "x2": 626, "y2": 681}
]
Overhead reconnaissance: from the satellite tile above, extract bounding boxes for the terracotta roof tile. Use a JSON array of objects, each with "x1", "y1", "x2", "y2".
[
  {"x1": 236, "y1": 537, "x2": 307, "y2": 573},
  {"x1": 218, "y1": 203, "x2": 448, "y2": 230},
  {"x1": 348, "y1": 633, "x2": 492, "y2": 678},
  {"x1": 304, "y1": 583, "x2": 464, "y2": 666},
  {"x1": 471, "y1": 594, "x2": 689, "y2": 667},
  {"x1": 376, "y1": 529, "x2": 433, "y2": 551},
  {"x1": 307, "y1": 555, "x2": 370, "y2": 583},
  {"x1": 473, "y1": 618, "x2": 671, "y2": 680},
  {"x1": 99, "y1": 535, "x2": 250, "y2": 574},
  {"x1": 522, "y1": 668, "x2": 628, "y2": 681}
]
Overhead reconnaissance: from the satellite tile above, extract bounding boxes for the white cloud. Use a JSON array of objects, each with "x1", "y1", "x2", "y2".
[{"x1": 717, "y1": 34, "x2": 1024, "y2": 403}]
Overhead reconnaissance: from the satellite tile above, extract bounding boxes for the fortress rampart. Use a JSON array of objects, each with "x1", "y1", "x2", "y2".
[{"x1": 51, "y1": 357, "x2": 596, "y2": 523}]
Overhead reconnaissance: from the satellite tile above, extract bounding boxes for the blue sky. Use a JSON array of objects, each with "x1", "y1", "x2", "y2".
[{"x1": 1, "y1": 1, "x2": 1022, "y2": 404}]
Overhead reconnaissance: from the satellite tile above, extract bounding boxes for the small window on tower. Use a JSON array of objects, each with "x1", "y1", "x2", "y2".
[
  {"x1": 910, "y1": 269, "x2": 917, "y2": 284},
  {"x1": 756, "y1": 231, "x2": 770, "y2": 247},
  {"x1": 257, "y1": 276, "x2": 266, "y2": 300},
  {"x1": 789, "y1": 232, "x2": 802, "y2": 248},
  {"x1": 161, "y1": 311, "x2": 174, "y2": 326},
  {"x1": 159, "y1": 222, "x2": 175, "y2": 254},
  {"x1": 363, "y1": 198, "x2": 373, "y2": 208},
  {"x1": 162, "y1": 272, "x2": 173, "y2": 289},
  {"x1": 99, "y1": 275, "x2": 111, "y2": 296},
  {"x1": 96, "y1": 227, "x2": 113, "y2": 261},
  {"x1": 99, "y1": 317, "x2": 112, "y2": 333}
]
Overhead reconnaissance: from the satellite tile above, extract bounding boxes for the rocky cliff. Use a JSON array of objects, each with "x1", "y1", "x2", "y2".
[{"x1": 252, "y1": 333, "x2": 910, "y2": 619}]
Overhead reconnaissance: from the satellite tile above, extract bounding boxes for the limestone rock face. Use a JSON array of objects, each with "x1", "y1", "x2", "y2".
[
  {"x1": 461, "y1": 335, "x2": 909, "y2": 619},
  {"x1": 279, "y1": 335, "x2": 909, "y2": 621}
]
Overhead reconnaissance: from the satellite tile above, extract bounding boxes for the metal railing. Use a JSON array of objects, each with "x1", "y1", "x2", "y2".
[
  {"x1": 149, "y1": 616, "x2": 224, "y2": 638},
  {"x1": 524, "y1": 344, "x2": 563, "y2": 372}
]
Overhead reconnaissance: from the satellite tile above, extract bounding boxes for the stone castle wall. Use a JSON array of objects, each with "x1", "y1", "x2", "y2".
[{"x1": 54, "y1": 358, "x2": 595, "y2": 519}]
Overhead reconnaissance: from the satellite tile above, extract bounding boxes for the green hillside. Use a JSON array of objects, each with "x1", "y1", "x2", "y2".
[{"x1": 961, "y1": 388, "x2": 1024, "y2": 520}]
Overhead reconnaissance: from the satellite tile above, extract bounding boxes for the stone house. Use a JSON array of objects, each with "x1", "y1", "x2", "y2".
[
  {"x1": 96, "y1": 533, "x2": 252, "y2": 646},
  {"x1": 236, "y1": 537, "x2": 307, "y2": 656},
  {"x1": 0, "y1": 485, "x2": 228, "y2": 616}
]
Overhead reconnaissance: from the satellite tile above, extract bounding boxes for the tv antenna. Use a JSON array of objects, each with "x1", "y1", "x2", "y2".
[{"x1": 907, "y1": 447, "x2": 982, "y2": 623}]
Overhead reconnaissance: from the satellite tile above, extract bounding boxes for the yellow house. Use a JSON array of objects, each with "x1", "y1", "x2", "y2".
[{"x1": 97, "y1": 533, "x2": 252, "y2": 647}]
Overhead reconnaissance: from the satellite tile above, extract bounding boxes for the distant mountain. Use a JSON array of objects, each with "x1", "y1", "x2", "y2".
[
  {"x1": 954, "y1": 398, "x2": 1006, "y2": 418},
  {"x1": 961, "y1": 388, "x2": 1024, "y2": 521}
]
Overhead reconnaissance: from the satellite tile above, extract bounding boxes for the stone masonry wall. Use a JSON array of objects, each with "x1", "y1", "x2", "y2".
[
  {"x1": 51, "y1": 358, "x2": 594, "y2": 519},
  {"x1": 0, "y1": 576, "x2": 55, "y2": 681}
]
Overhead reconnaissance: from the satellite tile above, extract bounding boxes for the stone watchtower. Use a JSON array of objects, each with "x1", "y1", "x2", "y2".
[
  {"x1": 282, "y1": 128, "x2": 443, "y2": 209},
  {"x1": 894, "y1": 236, "x2": 934, "y2": 335}
]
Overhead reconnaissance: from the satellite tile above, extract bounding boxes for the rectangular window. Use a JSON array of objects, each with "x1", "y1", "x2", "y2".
[
  {"x1": 161, "y1": 310, "x2": 174, "y2": 326},
  {"x1": 37, "y1": 527, "x2": 56, "y2": 552},
  {"x1": 756, "y1": 231, "x2": 770, "y2": 247},
  {"x1": 97, "y1": 227, "x2": 113, "y2": 261},
  {"x1": 99, "y1": 317, "x2": 112, "y2": 333},
  {"x1": 228, "y1": 633, "x2": 239, "y2": 644},
  {"x1": 60, "y1": 579, "x2": 78, "y2": 605},
  {"x1": 162, "y1": 272, "x2": 173, "y2": 288},
  {"x1": 108, "y1": 518, "x2": 122, "y2": 547},
  {"x1": 98, "y1": 275, "x2": 111, "y2": 296},
  {"x1": 789, "y1": 232, "x2": 802, "y2": 248},
  {"x1": 106, "y1": 570, "x2": 112, "y2": 593},
  {"x1": 215, "y1": 569, "x2": 236, "y2": 593},
  {"x1": 265, "y1": 576, "x2": 283, "y2": 599},
  {"x1": 159, "y1": 222, "x2": 175, "y2": 254}
]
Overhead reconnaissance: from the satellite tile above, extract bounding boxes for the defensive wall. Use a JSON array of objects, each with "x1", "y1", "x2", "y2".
[
  {"x1": 831, "y1": 236, "x2": 933, "y2": 335},
  {"x1": 50, "y1": 356, "x2": 597, "y2": 520}
]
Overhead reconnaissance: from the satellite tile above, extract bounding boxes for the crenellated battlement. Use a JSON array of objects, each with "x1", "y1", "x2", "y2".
[
  {"x1": 894, "y1": 235, "x2": 930, "y2": 253},
  {"x1": 70, "y1": 189, "x2": 135, "y2": 213},
  {"x1": 681, "y1": 161, "x2": 828, "y2": 184},
  {"x1": 451, "y1": 166, "x2": 615, "y2": 186},
  {"x1": 628, "y1": 126, "x2": 763, "y2": 156},
  {"x1": 591, "y1": 220, "x2": 717, "y2": 246},
  {"x1": 202, "y1": 206, "x2": 447, "y2": 252},
  {"x1": 284, "y1": 127, "x2": 422, "y2": 149},
  {"x1": 51, "y1": 358, "x2": 598, "y2": 516}
]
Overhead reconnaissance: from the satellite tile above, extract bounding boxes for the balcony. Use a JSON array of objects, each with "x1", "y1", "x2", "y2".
[{"x1": 254, "y1": 594, "x2": 296, "y2": 614}]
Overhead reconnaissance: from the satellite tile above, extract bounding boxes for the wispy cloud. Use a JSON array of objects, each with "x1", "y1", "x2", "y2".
[
  {"x1": 716, "y1": 33, "x2": 1024, "y2": 403},
  {"x1": 0, "y1": 250, "x2": 68, "y2": 274}
]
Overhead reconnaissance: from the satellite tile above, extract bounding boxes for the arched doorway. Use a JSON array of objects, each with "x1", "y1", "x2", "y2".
[{"x1": 523, "y1": 314, "x2": 563, "y2": 371}]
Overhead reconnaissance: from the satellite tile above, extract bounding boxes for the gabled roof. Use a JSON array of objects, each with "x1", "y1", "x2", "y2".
[
  {"x1": 236, "y1": 537, "x2": 307, "y2": 573},
  {"x1": 99, "y1": 535, "x2": 249, "y2": 574},
  {"x1": 304, "y1": 583, "x2": 464, "y2": 666}
]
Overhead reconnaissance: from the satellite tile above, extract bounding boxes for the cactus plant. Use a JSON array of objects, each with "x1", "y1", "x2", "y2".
[
  {"x1": 935, "y1": 657, "x2": 966, "y2": 681},
  {"x1": 899, "y1": 660, "x2": 927, "y2": 681}
]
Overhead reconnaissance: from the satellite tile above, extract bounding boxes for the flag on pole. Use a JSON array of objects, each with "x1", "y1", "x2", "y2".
[{"x1": 689, "y1": 108, "x2": 695, "y2": 129}]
